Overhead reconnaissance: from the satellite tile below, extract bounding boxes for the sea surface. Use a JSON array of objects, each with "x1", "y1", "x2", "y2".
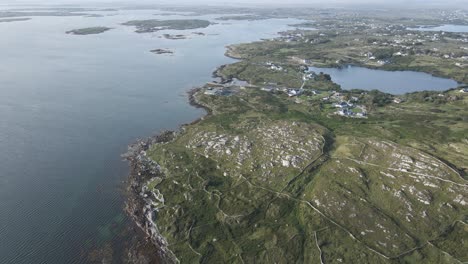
[
  {"x1": 0, "y1": 8, "x2": 301, "y2": 264},
  {"x1": 308, "y1": 65, "x2": 459, "y2": 94}
]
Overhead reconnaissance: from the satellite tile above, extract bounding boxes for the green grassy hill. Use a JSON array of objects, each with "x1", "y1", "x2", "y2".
[{"x1": 140, "y1": 84, "x2": 467, "y2": 263}]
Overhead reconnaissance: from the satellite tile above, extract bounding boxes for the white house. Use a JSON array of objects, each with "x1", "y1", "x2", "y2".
[
  {"x1": 288, "y1": 89, "x2": 304, "y2": 97},
  {"x1": 334, "y1": 101, "x2": 350, "y2": 108}
]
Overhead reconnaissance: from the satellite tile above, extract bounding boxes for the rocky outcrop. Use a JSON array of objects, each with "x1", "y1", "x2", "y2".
[{"x1": 123, "y1": 131, "x2": 178, "y2": 264}]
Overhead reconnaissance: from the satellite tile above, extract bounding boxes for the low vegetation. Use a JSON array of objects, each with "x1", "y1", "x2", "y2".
[
  {"x1": 134, "y1": 7, "x2": 467, "y2": 263},
  {"x1": 139, "y1": 82, "x2": 467, "y2": 263},
  {"x1": 66, "y1": 27, "x2": 112, "y2": 35},
  {"x1": 122, "y1": 19, "x2": 211, "y2": 33}
]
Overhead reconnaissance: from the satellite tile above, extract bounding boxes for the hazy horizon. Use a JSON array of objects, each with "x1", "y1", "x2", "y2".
[{"x1": 2, "y1": 0, "x2": 468, "y2": 9}]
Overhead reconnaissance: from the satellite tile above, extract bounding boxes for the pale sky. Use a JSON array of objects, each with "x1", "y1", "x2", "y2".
[{"x1": 3, "y1": 0, "x2": 467, "y2": 8}]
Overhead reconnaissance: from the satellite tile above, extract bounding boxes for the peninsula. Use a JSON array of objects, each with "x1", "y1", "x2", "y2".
[
  {"x1": 126, "y1": 48, "x2": 467, "y2": 264},
  {"x1": 125, "y1": 7, "x2": 468, "y2": 264}
]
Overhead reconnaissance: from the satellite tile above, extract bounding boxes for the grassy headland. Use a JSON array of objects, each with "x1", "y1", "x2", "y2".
[
  {"x1": 128, "y1": 8, "x2": 468, "y2": 264},
  {"x1": 138, "y1": 82, "x2": 467, "y2": 263}
]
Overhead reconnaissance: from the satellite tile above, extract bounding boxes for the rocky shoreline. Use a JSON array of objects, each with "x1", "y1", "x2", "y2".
[
  {"x1": 123, "y1": 131, "x2": 178, "y2": 263},
  {"x1": 212, "y1": 64, "x2": 234, "y2": 84},
  {"x1": 122, "y1": 87, "x2": 211, "y2": 263}
]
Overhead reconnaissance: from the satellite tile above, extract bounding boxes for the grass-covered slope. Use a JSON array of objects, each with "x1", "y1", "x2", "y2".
[
  {"x1": 141, "y1": 85, "x2": 467, "y2": 263},
  {"x1": 129, "y1": 9, "x2": 468, "y2": 263}
]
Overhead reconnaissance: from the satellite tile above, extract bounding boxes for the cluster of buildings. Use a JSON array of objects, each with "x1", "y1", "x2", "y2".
[
  {"x1": 327, "y1": 92, "x2": 367, "y2": 118},
  {"x1": 277, "y1": 31, "x2": 307, "y2": 42},
  {"x1": 203, "y1": 81, "x2": 370, "y2": 118},
  {"x1": 335, "y1": 102, "x2": 367, "y2": 118},
  {"x1": 260, "y1": 85, "x2": 305, "y2": 97},
  {"x1": 265, "y1": 61, "x2": 284, "y2": 71},
  {"x1": 362, "y1": 30, "x2": 468, "y2": 62},
  {"x1": 203, "y1": 83, "x2": 236, "y2": 96},
  {"x1": 263, "y1": 86, "x2": 368, "y2": 118},
  {"x1": 287, "y1": 88, "x2": 304, "y2": 97}
]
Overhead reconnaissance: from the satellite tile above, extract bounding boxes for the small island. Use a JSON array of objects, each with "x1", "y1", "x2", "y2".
[
  {"x1": 0, "y1": 18, "x2": 31, "y2": 23},
  {"x1": 122, "y1": 19, "x2": 211, "y2": 33},
  {"x1": 66, "y1": 27, "x2": 112, "y2": 35},
  {"x1": 85, "y1": 14, "x2": 105, "y2": 18},
  {"x1": 150, "y1": 49, "x2": 174, "y2": 55},
  {"x1": 161, "y1": 34, "x2": 187, "y2": 40},
  {"x1": 0, "y1": 10, "x2": 91, "y2": 18}
]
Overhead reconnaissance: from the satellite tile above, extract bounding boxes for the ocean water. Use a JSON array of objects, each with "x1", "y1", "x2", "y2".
[{"x1": 0, "y1": 8, "x2": 301, "y2": 263}]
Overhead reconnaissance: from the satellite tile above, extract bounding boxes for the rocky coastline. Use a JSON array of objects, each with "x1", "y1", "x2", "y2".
[
  {"x1": 211, "y1": 64, "x2": 234, "y2": 84},
  {"x1": 123, "y1": 131, "x2": 178, "y2": 263},
  {"x1": 122, "y1": 87, "x2": 211, "y2": 263}
]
